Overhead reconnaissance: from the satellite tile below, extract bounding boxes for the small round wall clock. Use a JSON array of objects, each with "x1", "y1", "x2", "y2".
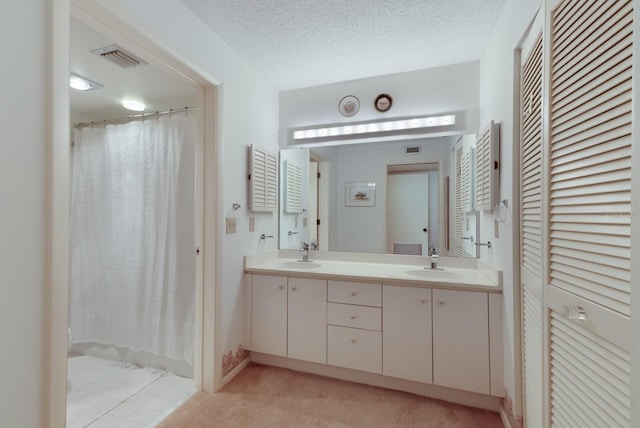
[
  {"x1": 374, "y1": 93, "x2": 393, "y2": 112},
  {"x1": 338, "y1": 95, "x2": 360, "y2": 117}
]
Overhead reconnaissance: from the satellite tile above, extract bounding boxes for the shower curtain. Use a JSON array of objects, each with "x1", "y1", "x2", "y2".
[{"x1": 69, "y1": 112, "x2": 196, "y2": 364}]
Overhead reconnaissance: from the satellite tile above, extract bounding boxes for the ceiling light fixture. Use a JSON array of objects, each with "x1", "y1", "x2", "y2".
[
  {"x1": 69, "y1": 74, "x2": 103, "y2": 91},
  {"x1": 292, "y1": 114, "x2": 456, "y2": 141},
  {"x1": 121, "y1": 99, "x2": 147, "y2": 112}
]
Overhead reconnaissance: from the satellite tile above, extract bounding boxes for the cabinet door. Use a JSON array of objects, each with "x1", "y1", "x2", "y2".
[
  {"x1": 327, "y1": 325, "x2": 382, "y2": 374},
  {"x1": 432, "y1": 289, "x2": 489, "y2": 394},
  {"x1": 382, "y1": 285, "x2": 432, "y2": 384},
  {"x1": 288, "y1": 278, "x2": 327, "y2": 364},
  {"x1": 251, "y1": 275, "x2": 287, "y2": 357}
]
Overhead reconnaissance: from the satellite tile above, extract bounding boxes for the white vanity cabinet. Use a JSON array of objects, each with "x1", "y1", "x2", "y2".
[
  {"x1": 250, "y1": 275, "x2": 327, "y2": 363},
  {"x1": 382, "y1": 285, "x2": 432, "y2": 384},
  {"x1": 432, "y1": 289, "x2": 490, "y2": 394},
  {"x1": 251, "y1": 275, "x2": 288, "y2": 357},
  {"x1": 288, "y1": 277, "x2": 327, "y2": 364}
]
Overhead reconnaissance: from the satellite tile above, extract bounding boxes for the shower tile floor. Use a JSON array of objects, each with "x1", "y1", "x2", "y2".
[{"x1": 67, "y1": 355, "x2": 194, "y2": 428}]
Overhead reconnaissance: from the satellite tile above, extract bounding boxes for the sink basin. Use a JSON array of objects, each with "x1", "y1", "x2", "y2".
[
  {"x1": 279, "y1": 261, "x2": 322, "y2": 269},
  {"x1": 405, "y1": 269, "x2": 466, "y2": 280}
]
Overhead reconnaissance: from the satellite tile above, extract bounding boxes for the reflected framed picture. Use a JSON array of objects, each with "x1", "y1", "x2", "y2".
[{"x1": 345, "y1": 182, "x2": 376, "y2": 207}]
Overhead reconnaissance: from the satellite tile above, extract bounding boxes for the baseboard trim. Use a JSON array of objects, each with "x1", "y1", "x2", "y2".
[
  {"x1": 251, "y1": 352, "x2": 501, "y2": 412},
  {"x1": 220, "y1": 357, "x2": 250, "y2": 388},
  {"x1": 499, "y1": 407, "x2": 513, "y2": 428}
]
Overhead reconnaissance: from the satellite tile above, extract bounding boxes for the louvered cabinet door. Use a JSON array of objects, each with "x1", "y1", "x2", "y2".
[
  {"x1": 545, "y1": 0, "x2": 633, "y2": 426},
  {"x1": 453, "y1": 142, "x2": 464, "y2": 257},
  {"x1": 518, "y1": 8, "x2": 544, "y2": 426}
]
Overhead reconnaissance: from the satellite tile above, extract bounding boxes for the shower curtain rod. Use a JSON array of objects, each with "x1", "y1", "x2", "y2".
[{"x1": 73, "y1": 106, "x2": 197, "y2": 129}]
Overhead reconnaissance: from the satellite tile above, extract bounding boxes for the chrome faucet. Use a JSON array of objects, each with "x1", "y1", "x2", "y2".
[
  {"x1": 299, "y1": 242, "x2": 310, "y2": 262},
  {"x1": 430, "y1": 252, "x2": 439, "y2": 269},
  {"x1": 425, "y1": 248, "x2": 441, "y2": 270}
]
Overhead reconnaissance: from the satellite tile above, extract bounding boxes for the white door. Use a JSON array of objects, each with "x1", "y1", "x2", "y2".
[
  {"x1": 387, "y1": 171, "x2": 429, "y2": 255},
  {"x1": 539, "y1": 1, "x2": 634, "y2": 426},
  {"x1": 518, "y1": 6, "x2": 544, "y2": 428},
  {"x1": 308, "y1": 161, "x2": 318, "y2": 245}
]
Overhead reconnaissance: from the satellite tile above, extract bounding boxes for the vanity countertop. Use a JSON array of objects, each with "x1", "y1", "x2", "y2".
[{"x1": 244, "y1": 250, "x2": 502, "y2": 293}]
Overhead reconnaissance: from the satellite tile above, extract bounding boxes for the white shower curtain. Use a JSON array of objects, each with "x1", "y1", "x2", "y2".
[{"x1": 70, "y1": 112, "x2": 196, "y2": 364}]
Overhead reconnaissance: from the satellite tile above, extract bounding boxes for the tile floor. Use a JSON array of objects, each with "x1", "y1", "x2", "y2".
[{"x1": 67, "y1": 355, "x2": 194, "y2": 428}]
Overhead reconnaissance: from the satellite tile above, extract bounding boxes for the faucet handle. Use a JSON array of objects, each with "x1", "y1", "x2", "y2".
[{"x1": 300, "y1": 242, "x2": 309, "y2": 251}]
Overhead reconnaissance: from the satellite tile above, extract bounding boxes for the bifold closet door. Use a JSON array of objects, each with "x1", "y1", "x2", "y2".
[
  {"x1": 518, "y1": 6, "x2": 544, "y2": 426},
  {"x1": 545, "y1": 0, "x2": 633, "y2": 426}
]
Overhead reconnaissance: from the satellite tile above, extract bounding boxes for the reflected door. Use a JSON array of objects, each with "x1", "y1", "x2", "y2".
[{"x1": 387, "y1": 171, "x2": 428, "y2": 255}]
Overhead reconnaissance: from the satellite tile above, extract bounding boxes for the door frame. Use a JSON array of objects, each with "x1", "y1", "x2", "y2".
[
  {"x1": 47, "y1": 1, "x2": 219, "y2": 426},
  {"x1": 384, "y1": 158, "x2": 444, "y2": 255}
]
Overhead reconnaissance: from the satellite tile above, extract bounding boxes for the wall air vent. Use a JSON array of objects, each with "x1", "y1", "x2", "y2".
[
  {"x1": 91, "y1": 45, "x2": 147, "y2": 69},
  {"x1": 404, "y1": 145, "x2": 421, "y2": 155}
]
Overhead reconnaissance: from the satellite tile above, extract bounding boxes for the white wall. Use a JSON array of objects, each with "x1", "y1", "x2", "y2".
[
  {"x1": 279, "y1": 61, "x2": 480, "y2": 146},
  {"x1": 0, "y1": 2, "x2": 48, "y2": 426},
  {"x1": 89, "y1": 0, "x2": 281, "y2": 388},
  {"x1": 477, "y1": 0, "x2": 542, "y2": 419}
]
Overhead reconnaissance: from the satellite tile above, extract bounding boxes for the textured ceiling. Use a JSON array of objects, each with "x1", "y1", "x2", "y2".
[{"x1": 179, "y1": 0, "x2": 506, "y2": 90}]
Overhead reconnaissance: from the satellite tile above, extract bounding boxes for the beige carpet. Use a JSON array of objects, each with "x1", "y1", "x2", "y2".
[{"x1": 158, "y1": 363, "x2": 502, "y2": 427}]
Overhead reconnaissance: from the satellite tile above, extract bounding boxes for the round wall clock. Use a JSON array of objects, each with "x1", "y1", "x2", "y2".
[
  {"x1": 338, "y1": 95, "x2": 360, "y2": 117},
  {"x1": 374, "y1": 93, "x2": 393, "y2": 112}
]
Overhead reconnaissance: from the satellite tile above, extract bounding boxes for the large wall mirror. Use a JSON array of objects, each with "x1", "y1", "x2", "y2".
[{"x1": 279, "y1": 134, "x2": 479, "y2": 258}]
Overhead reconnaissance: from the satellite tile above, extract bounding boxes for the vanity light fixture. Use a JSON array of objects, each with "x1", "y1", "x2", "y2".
[
  {"x1": 69, "y1": 74, "x2": 103, "y2": 91},
  {"x1": 292, "y1": 114, "x2": 456, "y2": 141},
  {"x1": 122, "y1": 99, "x2": 147, "y2": 112}
]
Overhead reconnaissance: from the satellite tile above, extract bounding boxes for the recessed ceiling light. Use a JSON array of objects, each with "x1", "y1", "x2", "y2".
[
  {"x1": 122, "y1": 99, "x2": 147, "y2": 112},
  {"x1": 69, "y1": 74, "x2": 103, "y2": 91}
]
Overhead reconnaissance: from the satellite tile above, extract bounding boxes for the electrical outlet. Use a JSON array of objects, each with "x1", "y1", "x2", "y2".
[
  {"x1": 249, "y1": 216, "x2": 255, "y2": 232},
  {"x1": 494, "y1": 220, "x2": 500, "y2": 238},
  {"x1": 225, "y1": 217, "x2": 237, "y2": 234}
]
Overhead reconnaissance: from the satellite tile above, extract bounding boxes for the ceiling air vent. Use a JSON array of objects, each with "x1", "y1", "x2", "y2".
[{"x1": 91, "y1": 45, "x2": 147, "y2": 69}]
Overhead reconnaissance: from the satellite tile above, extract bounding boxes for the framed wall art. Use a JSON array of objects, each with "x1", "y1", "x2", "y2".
[{"x1": 345, "y1": 182, "x2": 376, "y2": 207}]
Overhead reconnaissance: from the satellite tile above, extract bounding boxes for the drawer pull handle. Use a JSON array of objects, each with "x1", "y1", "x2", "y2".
[
  {"x1": 278, "y1": 285, "x2": 284, "y2": 290},
  {"x1": 291, "y1": 286, "x2": 297, "y2": 291},
  {"x1": 350, "y1": 315, "x2": 356, "y2": 320},
  {"x1": 351, "y1": 292, "x2": 357, "y2": 297},
  {"x1": 351, "y1": 338, "x2": 357, "y2": 343}
]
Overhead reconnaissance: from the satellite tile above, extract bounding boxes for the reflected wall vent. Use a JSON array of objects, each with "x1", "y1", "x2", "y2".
[
  {"x1": 91, "y1": 45, "x2": 147, "y2": 69},
  {"x1": 404, "y1": 145, "x2": 421, "y2": 155}
]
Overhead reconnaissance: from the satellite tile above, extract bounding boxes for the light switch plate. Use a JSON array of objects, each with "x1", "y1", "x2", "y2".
[
  {"x1": 226, "y1": 217, "x2": 237, "y2": 234},
  {"x1": 249, "y1": 216, "x2": 255, "y2": 232}
]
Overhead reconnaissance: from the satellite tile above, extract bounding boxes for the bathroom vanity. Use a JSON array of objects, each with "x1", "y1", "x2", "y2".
[{"x1": 244, "y1": 250, "x2": 504, "y2": 409}]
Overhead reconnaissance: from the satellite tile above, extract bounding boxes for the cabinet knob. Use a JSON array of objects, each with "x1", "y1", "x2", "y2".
[
  {"x1": 439, "y1": 300, "x2": 444, "y2": 305},
  {"x1": 278, "y1": 285, "x2": 284, "y2": 290},
  {"x1": 350, "y1": 338, "x2": 357, "y2": 344},
  {"x1": 350, "y1": 314, "x2": 356, "y2": 320},
  {"x1": 351, "y1": 292, "x2": 357, "y2": 297},
  {"x1": 421, "y1": 299, "x2": 427, "y2": 304},
  {"x1": 291, "y1": 286, "x2": 297, "y2": 291}
]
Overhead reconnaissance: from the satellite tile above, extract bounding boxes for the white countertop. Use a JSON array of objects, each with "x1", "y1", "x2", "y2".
[{"x1": 244, "y1": 250, "x2": 502, "y2": 293}]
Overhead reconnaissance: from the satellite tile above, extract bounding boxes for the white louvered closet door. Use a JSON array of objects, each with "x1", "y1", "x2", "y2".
[
  {"x1": 454, "y1": 142, "x2": 464, "y2": 257},
  {"x1": 518, "y1": 6, "x2": 544, "y2": 427},
  {"x1": 545, "y1": 0, "x2": 633, "y2": 426}
]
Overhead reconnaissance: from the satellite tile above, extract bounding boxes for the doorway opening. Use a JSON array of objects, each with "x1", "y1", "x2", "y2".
[{"x1": 386, "y1": 163, "x2": 440, "y2": 256}]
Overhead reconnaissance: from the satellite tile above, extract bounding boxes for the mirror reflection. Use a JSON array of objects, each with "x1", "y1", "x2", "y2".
[{"x1": 279, "y1": 134, "x2": 479, "y2": 258}]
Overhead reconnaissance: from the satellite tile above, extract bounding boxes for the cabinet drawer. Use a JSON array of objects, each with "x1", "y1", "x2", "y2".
[
  {"x1": 327, "y1": 303, "x2": 381, "y2": 331},
  {"x1": 327, "y1": 325, "x2": 382, "y2": 374},
  {"x1": 328, "y1": 281, "x2": 382, "y2": 307}
]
